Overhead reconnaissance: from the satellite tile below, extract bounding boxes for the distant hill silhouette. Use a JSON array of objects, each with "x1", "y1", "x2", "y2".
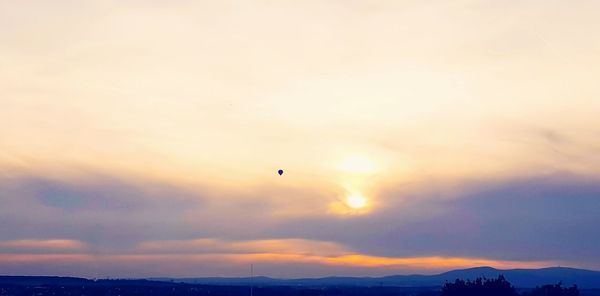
[
  {"x1": 2, "y1": 266, "x2": 600, "y2": 289},
  {"x1": 152, "y1": 266, "x2": 600, "y2": 289}
]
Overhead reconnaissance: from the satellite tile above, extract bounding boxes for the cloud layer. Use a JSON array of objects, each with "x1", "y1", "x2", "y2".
[{"x1": 0, "y1": 172, "x2": 597, "y2": 276}]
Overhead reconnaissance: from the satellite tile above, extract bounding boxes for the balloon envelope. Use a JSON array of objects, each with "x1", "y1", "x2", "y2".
[{"x1": 278, "y1": 169, "x2": 284, "y2": 176}]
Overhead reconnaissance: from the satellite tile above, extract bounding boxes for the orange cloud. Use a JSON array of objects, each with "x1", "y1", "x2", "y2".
[
  {"x1": 224, "y1": 253, "x2": 554, "y2": 271},
  {"x1": 0, "y1": 252, "x2": 555, "y2": 273},
  {"x1": 0, "y1": 238, "x2": 557, "y2": 272},
  {"x1": 137, "y1": 239, "x2": 349, "y2": 257},
  {"x1": 0, "y1": 254, "x2": 92, "y2": 263},
  {"x1": 133, "y1": 239, "x2": 556, "y2": 271},
  {"x1": 0, "y1": 239, "x2": 87, "y2": 250}
]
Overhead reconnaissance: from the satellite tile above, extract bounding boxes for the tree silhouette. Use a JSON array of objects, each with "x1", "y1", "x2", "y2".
[
  {"x1": 440, "y1": 275, "x2": 519, "y2": 296},
  {"x1": 523, "y1": 282, "x2": 579, "y2": 296}
]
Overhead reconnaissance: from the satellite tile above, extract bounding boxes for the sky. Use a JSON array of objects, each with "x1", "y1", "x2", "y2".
[{"x1": 1, "y1": 0, "x2": 600, "y2": 278}]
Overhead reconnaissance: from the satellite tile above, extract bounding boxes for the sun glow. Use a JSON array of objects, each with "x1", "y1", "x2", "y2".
[
  {"x1": 346, "y1": 194, "x2": 368, "y2": 209},
  {"x1": 339, "y1": 155, "x2": 377, "y2": 174}
]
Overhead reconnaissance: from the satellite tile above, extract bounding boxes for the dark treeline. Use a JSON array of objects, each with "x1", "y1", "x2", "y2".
[
  {"x1": 0, "y1": 275, "x2": 598, "y2": 296},
  {"x1": 0, "y1": 284, "x2": 439, "y2": 296},
  {"x1": 441, "y1": 275, "x2": 580, "y2": 296}
]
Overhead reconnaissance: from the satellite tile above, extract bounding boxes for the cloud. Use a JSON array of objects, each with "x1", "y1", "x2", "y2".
[
  {"x1": 0, "y1": 171, "x2": 598, "y2": 276},
  {"x1": 0, "y1": 174, "x2": 205, "y2": 250},
  {"x1": 1, "y1": 0, "x2": 600, "y2": 278},
  {"x1": 270, "y1": 173, "x2": 600, "y2": 267},
  {"x1": 137, "y1": 238, "x2": 349, "y2": 257},
  {"x1": 0, "y1": 239, "x2": 87, "y2": 254},
  {"x1": 0, "y1": 252, "x2": 553, "y2": 278}
]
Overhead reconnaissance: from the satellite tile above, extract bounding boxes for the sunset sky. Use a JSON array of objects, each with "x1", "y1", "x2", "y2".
[{"x1": 1, "y1": 0, "x2": 600, "y2": 278}]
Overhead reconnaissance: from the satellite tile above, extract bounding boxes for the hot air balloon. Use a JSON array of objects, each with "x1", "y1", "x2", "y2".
[{"x1": 278, "y1": 169, "x2": 284, "y2": 176}]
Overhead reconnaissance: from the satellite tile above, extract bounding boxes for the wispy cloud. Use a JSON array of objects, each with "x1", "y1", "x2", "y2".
[{"x1": 0, "y1": 239, "x2": 87, "y2": 251}]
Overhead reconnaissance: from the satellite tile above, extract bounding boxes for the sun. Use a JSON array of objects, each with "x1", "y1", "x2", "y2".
[
  {"x1": 346, "y1": 194, "x2": 368, "y2": 209},
  {"x1": 334, "y1": 155, "x2": 376, "y2": 213},
  {"x1": 329, "y1": 192, "x2": 372, "y2": 215}
]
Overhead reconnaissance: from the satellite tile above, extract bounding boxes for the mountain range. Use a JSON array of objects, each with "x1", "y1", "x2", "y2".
[
  {"x1": 2, "y1": 266, "x2": 600, "y2": 289},
  {"x1": 152, "y1": 266, "x2": 600, "y2": 288}
]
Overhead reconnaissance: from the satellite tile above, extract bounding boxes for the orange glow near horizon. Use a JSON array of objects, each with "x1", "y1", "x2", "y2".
[
  {"x1": 0, "y1": 238, "x2": 558, "y2": 275},
  {"x1": 0, "y1": 252, "x2": 556, "y2": 275},
  {"x1": 0, "y1": 239, "x2": 87, "y2": 250}
]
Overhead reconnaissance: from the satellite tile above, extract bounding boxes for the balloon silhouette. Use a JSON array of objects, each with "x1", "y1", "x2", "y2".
[{"x1": 278, "y1": 169, "x2": 284, "y2": 176}]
